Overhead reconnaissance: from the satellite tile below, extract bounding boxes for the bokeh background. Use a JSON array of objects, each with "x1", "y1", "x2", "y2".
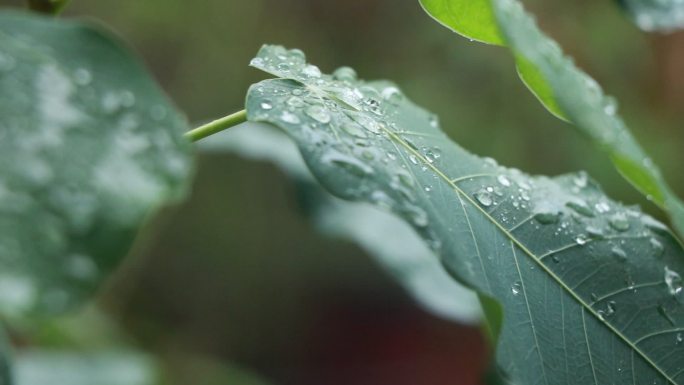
[{"x1": 2, "y1": 0, "x2": 683, "y2": 384}]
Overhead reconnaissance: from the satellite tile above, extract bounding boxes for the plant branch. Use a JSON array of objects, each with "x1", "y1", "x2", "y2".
[{"x1": 184, "y1": 109, "x2": 247, "y2": 142}]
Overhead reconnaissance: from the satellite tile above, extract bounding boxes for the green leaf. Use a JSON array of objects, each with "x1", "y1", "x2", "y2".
[
  {"x1": 201, "y1": 123, "x2": 482, "y2": 323},
  {"x1": 419, "y1": 0, "x2": 504, "y2": 45},
  {"x1": 14, "y1": 350, "x2": 158, "y2": 385},
  {"x1": 0, "y1": 11, "x2": 194, "y2": 317},
  {"x1": 245, "y1": 45, "x2": 684, "y2": 385},
  {"x1": 617, "y1": 0, "x2": 684, "y2": 32},
  {"x1": 419, "y1": 0, "x2": 684, "y2": 241}
]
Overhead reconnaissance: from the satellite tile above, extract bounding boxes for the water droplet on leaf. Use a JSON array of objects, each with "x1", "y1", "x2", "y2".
[
  {"x1": 306, "y1": 105, "x2": 331, "y2": 123},
  {"x1": 497, "y1": 175, "x2": 511, "y2": 187},
  {"x1": 608, "y1": 213, "x2": 630, "y2": 232},
  {"x1": 280, "y1": 111, "x2": 301, "y2": 124},
  {"x1": 333, "y1": 66, "x2": 357, "y2": 82},
  {"x1": 511, "y1": 282, "x2": 521, "y2": 295},
  {"x1": 474, "y1": 189, "x2": 493, "y2": 207}
]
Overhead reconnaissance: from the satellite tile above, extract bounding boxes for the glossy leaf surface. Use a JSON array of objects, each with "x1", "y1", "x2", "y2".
[{"x1": 245, "y1": 45, "x2": 684, "y2": 385}]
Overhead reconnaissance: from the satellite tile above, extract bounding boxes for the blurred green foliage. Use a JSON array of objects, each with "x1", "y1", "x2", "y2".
[{"x1": 1, "y1": 0, "x2": 682, "y2": 383}]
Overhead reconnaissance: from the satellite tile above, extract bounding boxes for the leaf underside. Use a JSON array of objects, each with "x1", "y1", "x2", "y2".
[
  {"x1": 200, "y1": 122, "x2": 482, "y2": 324},
  {"x1": 419, "y1": 0, "x2": 684, "y2": 241},
  {"x1": 0, "y1": 11, "x2": 194, "y2": 317},
  {"x1": 245, "y1": 45, "x2": 684, "y2": 385}
]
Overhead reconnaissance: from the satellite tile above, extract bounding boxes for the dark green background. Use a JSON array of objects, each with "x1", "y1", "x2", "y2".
[{"x1": 2, "y1": 0, "x2": 683, "y2": 384}]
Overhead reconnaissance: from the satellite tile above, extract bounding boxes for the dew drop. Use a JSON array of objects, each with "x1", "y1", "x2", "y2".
[
  {"x1": 340, "y1": 122, "x2": 367, "y2": 138},
  {"x1": 483, "y1": 157, "x2": 498, "y2": 167},
  {"x1": 301, "y1": 64, "x2": 322, "y2": 78},
  {"x1": 260, "y1": 102, "x2": 273, "y2": 110},
  {"x1": 586, "y1": 226, "x2": 604, "y2": 239},
  {"x1": 250, "y1": 57, "x2": 265, "y2": 68},
  {"x1": 566, "y1": 199, "x2": 594, "y2": 217},
  {"x1": 365, "y1": 98, "x2": 383, "y2": 116},
  {"x1": 289, "y1": 48, "x2": 306, "y2": 62},
  {"x1": 608, "y1": 212, "x2": 630, "y2": 232},
  {"x1": 280, "y1": 111, "x2": 300, "y2": 124},
  {"x1": 594, "y1": 202, "x2": 611, "y2": 214},
  {"x1": 604, "y1": 97, "x2": 618, "y2": 116},
  {"x1": 664, "y1": 266, "x2": 683, "y2": 303},
  {"x1": 276, "y1": 62, "x2": 291, "y2": 72},
  {"x1": 520, "y1": 191, "x2": 531, "y2": 202},
  {"x1": 306, "y1": 105, "x2": 331, "y2": 123},
  {"x1": 333, "y1": 66, "x2": 357, "y2": 82},
  {"x1": 534, "y1": 211, "x2": 559, "y2": 224},
  {"x1": 407, "y1": 206, "x2": 429, "y2": 227},
  {"x1": 676, "y1": 333, "x2": 683, "y2": 345},
  {"x1": 611, "y1": 246, "x2": 627, "y2": 260},
  {"x1": 322, "y1": 150, "x2": 373, "y2": 176},
  {"x1": 424, "y1": 147, "x2": 441, "y2": 163},
  {"x1": 356, "y1": 115, "x2": 381, "y2": 134},
  {"x1": 575, "y1": 234, "x2": 589, "y2": 246},
  {"x1": 287, "y1": 96, "x2": 305, "y2": 108},
  {"x1": 511, "y1": 281, "x2": 521, "y2": 295},
  {"x1": 573, "y1": 171, "x2": 588, "y2": 188},
  {"x1": 474, "y1": 189, "x2": 493, "y2": 207},
  {"x1": 381, "y1": 86, "x2": 403, "y2": 104},
  {"x1": 497, "y1": 175, "x2": 511, "y2": 187}
]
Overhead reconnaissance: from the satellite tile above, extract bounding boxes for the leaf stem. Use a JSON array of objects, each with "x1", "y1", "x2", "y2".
[{"x1": 185, "y1": 110, "x2": 247, "y2": 142}]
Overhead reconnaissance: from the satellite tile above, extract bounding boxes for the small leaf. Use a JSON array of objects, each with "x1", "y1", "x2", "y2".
[
  {"x1": 617, "y1": 0, "x2": 684, "y2": 32},
  {"x1": 419, "y1": 0, "x2": 684, "y2": 241},
  {"x1": 201, "y1": 123, "x2": 482, "y2": 323},
  {"x1": 245, "y1": 45, "x2": 684, "y2": 385},
  {"x1": 0, "y1": 12, "x2": 194, "y2": 317}
]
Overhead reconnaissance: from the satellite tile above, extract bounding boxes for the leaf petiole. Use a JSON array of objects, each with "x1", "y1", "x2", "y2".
[{"x1": 185, "y1": 109, "x2": 247, "y2": 142}]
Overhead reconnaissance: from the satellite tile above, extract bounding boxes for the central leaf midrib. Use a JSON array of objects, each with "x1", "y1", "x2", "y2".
[{"x1": 379, "y1": 125, "x2": 673, "y2": 383}]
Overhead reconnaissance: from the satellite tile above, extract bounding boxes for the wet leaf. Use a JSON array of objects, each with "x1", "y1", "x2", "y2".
[
  {"x1": 0, "y1": 12, "x2": 194, "y2": 317},
  {"x1": 201, "y1": 123, "x2": 482, "y2": 324},
  {"x1": 419, "y1": 0, "x2": 684, "y2": 240},
  {"x1": 617, "y1": 0, "x2": 684, "y2": 32},
  {"x1": 245, "y1": 45, "x2": 684, "y2": 385}
]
